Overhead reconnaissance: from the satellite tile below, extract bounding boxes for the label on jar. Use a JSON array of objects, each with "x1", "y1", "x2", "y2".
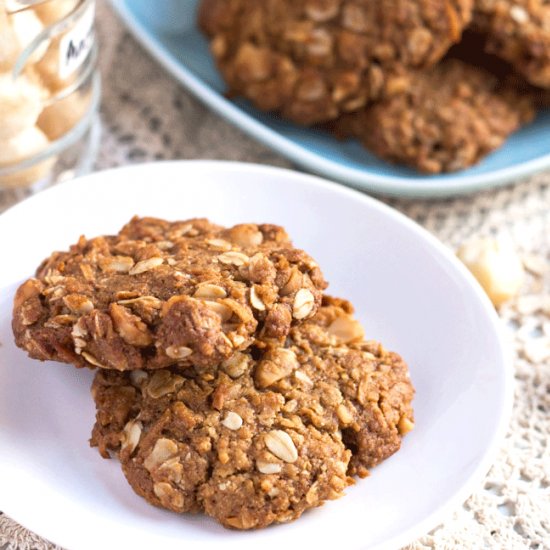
[{"x1": 58, "y1": 3, "x2": 95, "y2": 80}]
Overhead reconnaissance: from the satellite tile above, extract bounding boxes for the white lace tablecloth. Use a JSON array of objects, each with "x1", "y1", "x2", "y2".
[{"x1": 1, "y1": 3, "x2": 549, "y2": 549}]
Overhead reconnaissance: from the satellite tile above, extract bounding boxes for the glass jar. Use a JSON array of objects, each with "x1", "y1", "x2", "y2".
[{"x1": 0, "y1": 0, "x2": 100, "y2": 210}]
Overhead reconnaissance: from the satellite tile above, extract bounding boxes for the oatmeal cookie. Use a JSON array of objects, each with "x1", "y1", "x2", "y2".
[
  {"x1": 332, "y1": 59, "x2": 535, "y2": 173},
  {"x1": 473, "y1": 0, "x2": 550, "y2": 88},
  {"x1": 12, "y1": 217, "x2": 326, "y2": 371},
  {"x1": 90, "y1": 297, "x2": 414, "y2": 529},
  {"x1": 199, "y1": 0, "x2": 473, "y2": 125}
]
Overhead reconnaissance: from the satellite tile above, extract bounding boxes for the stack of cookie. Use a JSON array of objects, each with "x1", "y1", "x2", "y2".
[
  {"x1": 12, "y1": 217, "x2": 414, "y2": 529},
  {"x1": 199, "y1": 0, "x2": 548, "y2": 173}
]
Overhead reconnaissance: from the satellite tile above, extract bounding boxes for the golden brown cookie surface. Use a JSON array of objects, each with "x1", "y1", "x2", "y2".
[
  {"x1": 12, "y1": 217, "x2": 326, "y2": 371},
  {"x1": 90, "y1": 297, "x2": 415, "y2": 529},
  {"x1": 199, "y1": 0, "x2": 473, "y2": 125},
  {"x1": 332, "y1": 59, "x2": 535, "y2": 173}
]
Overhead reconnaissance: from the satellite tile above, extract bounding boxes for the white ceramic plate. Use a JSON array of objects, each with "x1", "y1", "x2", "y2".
[{"x1": 0, "y1": 162, "x2": 512, "y2": 550}]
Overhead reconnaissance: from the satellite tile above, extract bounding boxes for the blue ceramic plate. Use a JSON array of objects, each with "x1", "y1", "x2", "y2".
[{"x1": 110, "y1": 0, "x2": 550, "y2": 198}]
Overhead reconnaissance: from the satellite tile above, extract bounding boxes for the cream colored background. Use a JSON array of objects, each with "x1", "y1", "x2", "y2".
[{"x1": 1, "y1": 2, "x2": 549, "y2": 548}]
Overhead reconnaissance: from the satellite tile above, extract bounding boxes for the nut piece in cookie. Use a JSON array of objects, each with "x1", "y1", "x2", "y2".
[
  {"x1": 332, "y1": 59, "x2": 535, "y2": 173},
  {"x1": 12, "y1": 217, "x2": 327, "y2": 371},
  {"x1": 90, "y1": 297, "x2": 414, "y2": 528},
  {"x1": 199, "y1": 0, "x2": 473, "y2": 125}
]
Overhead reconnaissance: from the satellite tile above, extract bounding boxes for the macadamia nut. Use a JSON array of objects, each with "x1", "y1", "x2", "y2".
[
  {"x1": 34, "y1": 0, "x2": 78, "y2": 25},
  {"x1": 0, "y1": 126, "x2": 54, "y2": 188},
  {"x1": 38, "y1": 88, "x2": 91, "y2": 140},
  {"x1": 35, "y1": 35, "x2": 75, "y2": 92},
  {"x1": 10, "y1": 9, "x2": 49, "y2": 64},
  {"x1": 0, "y1": 8, "x2": 19, "y2": 70},
  {"x1": 0, "y1": 72, "x2": 45, "y2": 140},
  {"x1": 457, "y1": 237, "x2": 525, "y2": 307}
]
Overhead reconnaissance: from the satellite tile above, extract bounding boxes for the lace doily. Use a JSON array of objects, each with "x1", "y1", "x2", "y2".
[{"x1": 1, "y1": 3, "x2": 549, "y2": 549}]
